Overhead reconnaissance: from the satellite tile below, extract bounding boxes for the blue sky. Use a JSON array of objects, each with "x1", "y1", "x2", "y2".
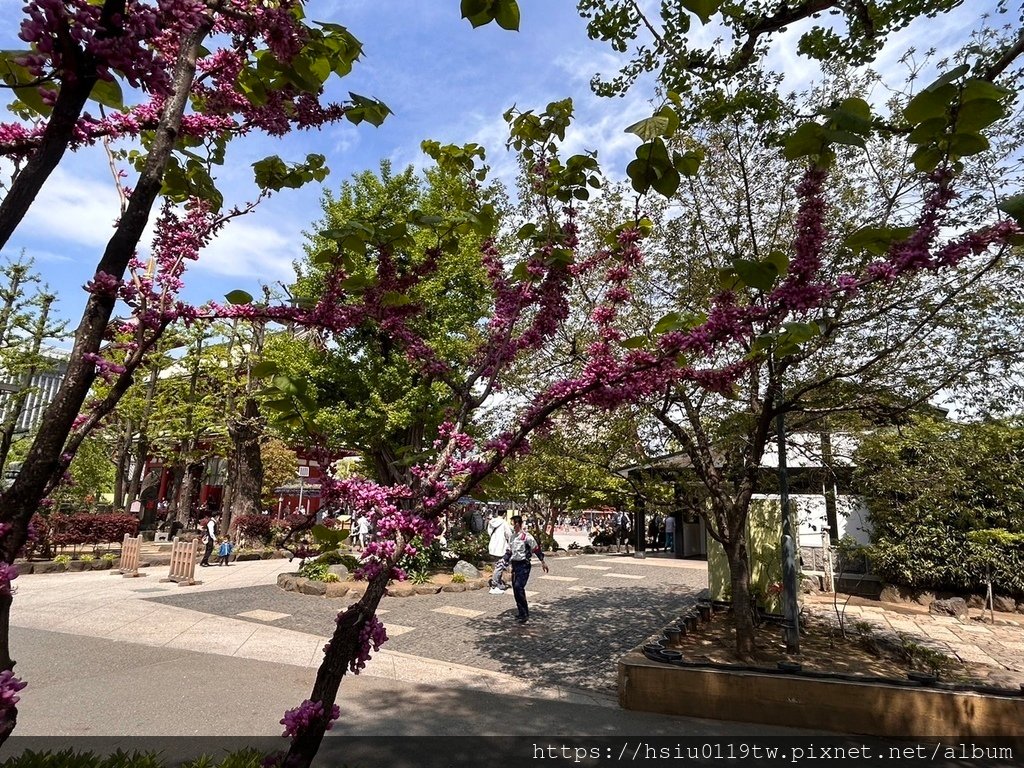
[{"x1": 0, "y1": 0, "x2": 1002, "y2": 333}]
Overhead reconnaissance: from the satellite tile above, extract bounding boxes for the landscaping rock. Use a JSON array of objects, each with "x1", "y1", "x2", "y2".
[
  {"x1": 800, "y1": 576, "x2": 820, "y2": 594},
  {"x1": 298, "y1": 579, "x2": 327, "y2": 596},
  {"x1": 453, "y1": 560, "x2": 480, "y2": 580},
  {"x1": 277, "y1": 573, "x2": 299, "y2": 591},
  {"x1": 912, "y1": 590, "x2": 936, "y2": 607},
  {"x1": 441, "y1": 582, "x2": 467, "y2": 593},
  {"x1": 17, "y1": 563, "x2": 33, "y2": 575},
  {"x1": 236, "y1": 552, "x2": 262, "y2": 562},
  {"x1": 967, "y1": 594, "x2": 986, "y2": 609},
  {"x1": 414, "y1": 583, "x2": 441, "y2": 595},
  {"x1": 468, "y1": 578, "x2": 489, "y2": 591},
  {"x1": 878, "y1": 585, "x2": 915, "y2": 604},
  {"x1": 387, "y1": 583, "x2": 416, "y2": 598},
  {"x1": 327, "y1": 564, "x2": 349, "y2": 579},
  {"x1": 325, "y1": 582, "x2": 350, "y2": 598},
  {"x1": 68, "y1": 560, "x2": 90, "y2": 572},
  {"x1": 929, "y1": 597, "x2": 968, "y2": 619},
  {"x1": 993, "y1": 595, "x2": 1017, "y2": 613},
  {"x1": 33, "y1": 562, "x2": 65, "y2": 574}
]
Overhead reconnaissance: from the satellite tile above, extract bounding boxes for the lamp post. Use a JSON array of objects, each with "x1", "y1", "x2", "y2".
[{"x1": 776, "y1": 393, "x2": 800, "y2": 654}]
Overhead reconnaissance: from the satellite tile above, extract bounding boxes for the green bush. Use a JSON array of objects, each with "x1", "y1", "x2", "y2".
[
  {"x1": 855, "y1": 417, "x2": 1024, "y2": 597},
  {"x1": 314, "y1": 550, "x2": 360, "y2": 571},
  {"x1": 445, "y1": 529, "x2": 488, "y2": 563},
  {"x1": 53, "y1": 554, "x2": 71, "y2": 566},
  {"x1": 451, "y1": 572, "x2": 466, "y2": 583},
  {"x1": 399, "y1": 536, "x2": 446, "y2": 581},
  {"x1": 297, "y1": 561, "x2": 331, "y2": 581}
]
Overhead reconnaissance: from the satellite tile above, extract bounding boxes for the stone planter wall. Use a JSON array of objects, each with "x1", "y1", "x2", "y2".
[{"x1": 276, "y1": 571, "x2": 490, "y2": 599}]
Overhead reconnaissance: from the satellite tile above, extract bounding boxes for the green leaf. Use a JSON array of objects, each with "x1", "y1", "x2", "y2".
[
  {"x1": 954, "y1": 98, "x2": 1006, "y2": 132},
  {"x1": 911, "y1": 145, "x2": 944, "y2": 173},
  {"x1": 516, "y1": 223, "x2": 538, "y2": 240},
  {"x1": 997, "y1": 194, "x2": 1024, "y2": 227},
  {"x1": 650, "y1": 167, "x2": 680, "y2": 197},
  {"x1": 764, "y1": 251, "x2": 789, "y2": 276},
  {"x1": 460, "y1": 0, "x2": 489, "y2": 18},
  {"x1": 907, "y1": 117, "x2": 948, "y2": 145},
  {"x1": 844, "y1": 226, "x2": 916, "y2": 255},
  {"x1": 783, "y1": 122, "x2": 826, "y2": 160},
  {"x1": 947, "y1": 132, "x2": 989, "y2": 157},
  {"x1": 89, "y1": 78, "x2": 124, "y2": 110},
  {"x1": 782, "y1": 321, "x2": 820, "y2": 343},
  {"x1": 620, "y1": 335, "x2": 648, "y2": 349},
  {"x1": 250, "y1": 361, "x2": 279, "y2": 379},
  {"x1": 224, "y1": 290, "x2": 253, "y2": 305},
  {"x1": 494, "y1": 0, "x2": 520, "y2": 30},
  {"x1": 381, "y1": 291, "x2": 412, "y2": 307},
  {"x1": 341, "y1": 274, "x2": 372, "y2": 292},
  {"x1": 924, "y1": 64, "x2": 970, "y2": 92},
  {"x1": 961, "y1": 78, "x2": 1011, "y2": 103},
  {"x1": 733, "y1": 259, "x2": 778, "y2": 292},
  {"x1": 653, "y1": 312, "x2": 683, "y2": 334},
  {"x1": 681, "y1": 0, "x2": 720, "y2": 24},
  {"x1": 673, "y1": 148, "x2": 704, "y2": 177},
  {"x1": 625, "y1": 115, "x2": 673, "y2": 141},
  {"x1": 904, "y1": 84, "x2": 955, "y2": 125}
]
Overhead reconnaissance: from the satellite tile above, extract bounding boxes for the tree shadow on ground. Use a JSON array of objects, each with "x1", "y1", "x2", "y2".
[{"x1": 468, "y1": 584, "x2": 702, "y2": 692}]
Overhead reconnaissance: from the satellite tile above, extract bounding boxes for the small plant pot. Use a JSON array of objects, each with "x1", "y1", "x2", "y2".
[
  {"x1": 697, "y1": 604, "x2": 713, "y2": 622},
  {"x1": 663, "y1": 628, "x2": 682, "y2": 646},
  {"x1": 777, "y1": 661, "x2": 802, "y2": 674},
  {"x1": 683, "y1": 615, "x2": 699, "y2": 632},
  {"x1": 643, "y1": 643, "x2": 664, "y2": 654},
  {"x1": 907, "y1": 671, "x2": 938, "y2": 686},
  {"x1": 659, "y1": 649, "x2": 682, "y2": 661}
]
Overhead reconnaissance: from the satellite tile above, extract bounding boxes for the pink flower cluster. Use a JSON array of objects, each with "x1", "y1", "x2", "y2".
[
  {"x1": 0, "y1": 563, "x2": 19, "y2": 597},
  {"x1": 0, "y1": 670, "x2": 27, "y2": 714},
  {"x1": 349, "y1": 615, "x2": 388, "y2": 674},
  {"x1": 279, "y1": 698, "x2": 340, "y2": 739}
]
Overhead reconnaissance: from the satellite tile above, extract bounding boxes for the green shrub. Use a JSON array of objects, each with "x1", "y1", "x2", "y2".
[
  {"x1": 79, "y1": 554, "x2": 95, "y2": 563},
  {"x1": 399, "y1": 536, "x2": 446, "y2": 581},
  {"x1": 855, "y1": 418, "x2": 1024, "y2": 598},
  {"x1": 323, "y1": 572, "x2": 340, "y2": 583},
  {"x1": 314, "y1": 550, "x2": 360, "y2": 571},
  {"x1": 53, "y1": 554, "x2": 71, "y2": 566},
  {"x1": 451, "y1": 572, "x2": 466, "y2": 584},
  {"x1": 445, "y1": 529, "x2": 488, "y2": 563},
  {"x1": 100, "y1": 552, "x2": 117, "y2": 562},
  {"x1": 297, "y1": 561, "x2": 331, "y2": 581}
]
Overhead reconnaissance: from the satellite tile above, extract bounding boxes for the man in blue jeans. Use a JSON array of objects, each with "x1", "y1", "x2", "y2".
[{"x1": 506, "y1": 515, "x2": 549, "y2": 624}]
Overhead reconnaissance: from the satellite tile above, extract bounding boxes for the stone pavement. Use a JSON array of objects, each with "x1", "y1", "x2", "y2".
[
  {"x1": 7, "y1": 550, "x2": 1024, "y2": 743},
  {"x1": 803, "y1": 593, "x2": 1024, "y2": 690}
]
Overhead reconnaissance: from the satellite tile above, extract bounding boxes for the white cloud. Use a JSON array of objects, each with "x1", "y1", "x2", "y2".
[
  {"x1": 194, "y1": 217, "x2": 301, "y2": 282},
  {"x1": 19, "y1": 165, "x2": 123, "y2": 249}
]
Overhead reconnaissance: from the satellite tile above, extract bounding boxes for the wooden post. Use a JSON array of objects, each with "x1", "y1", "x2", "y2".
[
  {"x1": 821, "y1": 530, "x2": 835, "y2": 593},
  {"x1": 161, "y1": 537, "x2": 199, "y2": 586},
  {"x1": 114, "y1": 534, "x2": 145, "y2": 578}
]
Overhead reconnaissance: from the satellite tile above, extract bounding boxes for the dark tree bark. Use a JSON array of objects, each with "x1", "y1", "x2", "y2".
[{"x1": 223, "y1": 398, "x2": 265, "y2": 536}]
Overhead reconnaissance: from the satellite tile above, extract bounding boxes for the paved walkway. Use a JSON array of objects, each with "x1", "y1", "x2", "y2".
[
  {"x1": 6, "y1": 550, "x2": 1023, "y2": 745},
  {"x1": 803, "y1": 593, "x2": 1024, "y2": 689}
]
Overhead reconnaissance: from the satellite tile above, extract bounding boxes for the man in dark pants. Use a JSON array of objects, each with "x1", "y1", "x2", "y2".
[
  {"x1": 506, "y1": 515, "x2": 549, "y2": 624},
  {"x1": 200, "y1": 515, "x2": 216, "y2": 567}
]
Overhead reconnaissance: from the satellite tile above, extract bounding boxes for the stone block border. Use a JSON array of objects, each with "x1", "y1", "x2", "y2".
[
  {"x1": 619, "y1": 650, "x2": 1024, "y2": 739},
  {"x1": 276, "y1": 571, "x2": 492, "y2": 599}
]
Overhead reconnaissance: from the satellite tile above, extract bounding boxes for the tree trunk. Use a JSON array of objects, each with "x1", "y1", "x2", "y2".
[
  {"x1": 283, "y1": 563, "x2": 391, "y2": 767},
  {"x1": 223, "y1": 398, "x2": 264, "y2": 536},
  {"x1": 724, "y1": 533, "x2": 756, "y2": 659},
  {"x1": 112, "y1": 420, "x2": 133, "y2": 509},
  {"x1": 175, "y1": 460, "x2": 204, "y2": 526},
  {"x1": 125, "y1": 434, "x2": 148, "y2": 504}
]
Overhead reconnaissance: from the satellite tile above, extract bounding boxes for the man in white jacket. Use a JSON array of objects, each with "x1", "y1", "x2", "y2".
[{"x1": 486, "y1": 510, "x2": 513, "y2": 594}]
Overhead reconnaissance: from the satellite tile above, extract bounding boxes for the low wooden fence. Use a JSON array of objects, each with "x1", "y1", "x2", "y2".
[
  {"x1": 162, "y1": 537, "x2": 199, "y2": 586},
  {"x1": 114, "y1": 534, "x2": 143, "y2": 577}
]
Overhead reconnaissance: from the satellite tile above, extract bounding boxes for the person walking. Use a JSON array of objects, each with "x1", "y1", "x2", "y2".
[
  {"x1": 487, "y1": 510, "x2": 513, "y2": 594},
  {"x1": 507, "y1": 515, "x2": 548, "y2": 624},
  {"x1": 664, "y1": 514, "x2": 676, "y2": 554},
  {"x1": 615, "y1": 509, "x2": 631, "y2": 553},
  {"x1": 200, "y1": 515, "x2": 216, "y2": 567},
  {"x1": 355, "y1": 514, "x2": 371, "y2": 550}
]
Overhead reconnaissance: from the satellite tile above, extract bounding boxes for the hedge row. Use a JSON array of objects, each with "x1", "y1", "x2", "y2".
[{"x1": 48, "y1": 513, "x2": 139, "y2": 547}]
